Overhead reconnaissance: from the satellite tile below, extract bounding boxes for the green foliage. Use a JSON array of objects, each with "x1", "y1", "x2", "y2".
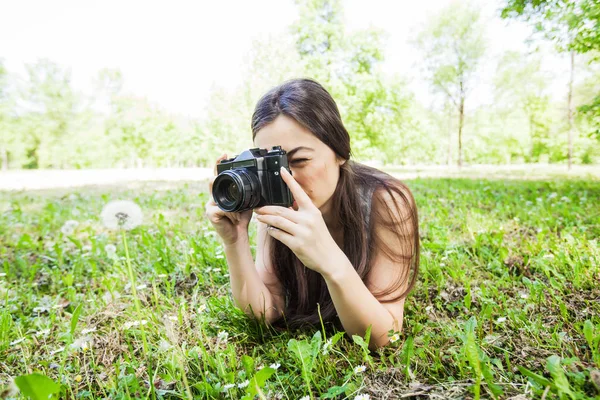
[
  {"x1": 0, "y1": 176, "x2": 599, "y2": 397},
  {"x1": 14, "y1": 373, "x2": 60, "y2": 400}
]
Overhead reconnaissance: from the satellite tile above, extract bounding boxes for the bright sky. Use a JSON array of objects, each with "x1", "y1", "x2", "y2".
[{"x1": 1, "y1": 0, "x2": 569, "y2": 118}]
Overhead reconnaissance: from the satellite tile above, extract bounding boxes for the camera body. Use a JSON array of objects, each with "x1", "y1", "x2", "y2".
[{"x1": 212, "y1": 146, "x2": 294, "y2": 212}]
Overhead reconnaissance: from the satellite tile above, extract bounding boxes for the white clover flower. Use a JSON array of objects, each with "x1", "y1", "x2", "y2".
[
  {"x1": 61, "y1": 220, "x2": 79, "y2": 235},
  {"x1": 100, "y1": 200, "x2": 143, "y2": 231},
  {"x1": 105, "y1": 244, "x2": 117, "y2": 258},
  {"x1": 322, "y1": 339, "x2": 332, "y2": 355},
  {"x1": 354, "y1": 394, "x2": 370, "y2": 400},
  {"x1": 198, "y1": 304, "x2": 207, "y2": 314},
  {"x1": 222, "y1": 383, "x2": 235, "y2": 391},
  {"x1": 496, "y1": 317, "x2": 507, "y2": 324},
  {"x1": 217, "y1": 330, "x2": 229, "y2": 343},
  {"x1": 237, "y1": 380, "x2": 249, "y2": 389},
  {"x1": 299, "y1": 396, "x2": 310, "y2": 400},
  {"x1": 269, "y1": 362, "x2": 281, "y2": 370},
  {"x1": 389, "y1": 334, "x2": 400, "y2": 343},
  {"x1": 354, "y1": 365, "x2": 367, "y2": 374},
  {"x1": 123, "y1": 320, "x2": 148, "y2": 330},
  {"x1": 70, "y1": 336, "x2": 93, "y2": 351}
]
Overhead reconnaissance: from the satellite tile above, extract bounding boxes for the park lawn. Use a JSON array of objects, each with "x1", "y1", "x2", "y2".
[{"x1": 0, "y1": 177, "x2": 599, "y2": 399}]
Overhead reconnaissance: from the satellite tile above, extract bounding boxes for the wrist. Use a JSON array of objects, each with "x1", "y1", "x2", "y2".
[
  {"x1": 223, "y1": 233, "x2": 250, "y2": 249},
  {"x1": 321, "y1": 250, "x2": 355, "y2": 283}
]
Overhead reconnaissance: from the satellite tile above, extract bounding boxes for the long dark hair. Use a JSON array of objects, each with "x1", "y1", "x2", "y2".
[{"x1": 251, "y1": 78, "x2": 419, "y2": 332}]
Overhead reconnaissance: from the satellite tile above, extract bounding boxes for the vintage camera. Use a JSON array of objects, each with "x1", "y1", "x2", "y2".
[{"x1": 212, "y1": 146, "x2": 294, "y2": 212}]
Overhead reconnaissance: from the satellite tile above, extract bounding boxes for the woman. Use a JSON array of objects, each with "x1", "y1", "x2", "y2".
[{"x1": 204, "y1": 78, "x2": 419, "y2": 351}]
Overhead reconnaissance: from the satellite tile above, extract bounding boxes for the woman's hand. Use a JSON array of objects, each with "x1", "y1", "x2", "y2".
[
  {"x1": 254, "y1": 166, "x2": 343, "y2": 275},
  {"x1": 204, "y1": 153, "x2": 253, "y2": 246}
]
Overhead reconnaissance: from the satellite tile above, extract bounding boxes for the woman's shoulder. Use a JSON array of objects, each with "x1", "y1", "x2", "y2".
[{"x1": 351, "y1": 161, "x2": 416, "y2": 221}]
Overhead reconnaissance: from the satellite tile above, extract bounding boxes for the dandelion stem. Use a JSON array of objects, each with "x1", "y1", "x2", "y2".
[{"x1": 122, "y1": 232, "x2": 149, "y2": 355}]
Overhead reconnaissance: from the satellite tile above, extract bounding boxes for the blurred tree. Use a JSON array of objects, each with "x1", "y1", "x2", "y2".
[
  {"x1": 16, "y1": 59, "x2": 84, "y2": 168},
  {"x1": 501, "y1": 0, "x2": 600, "y2": 166},
  {"x1": 290, "y1": 0, "x2": 415, "y2": 163},
  {"x1": 415, "y1": 1, "x2": 487, "y2": 167},
  {"x1": 0, "y1": 59, "x2": 12, "y2": 169},
  {"x1": 493, "y1": 50, "x2": 553, "y2": 161}
]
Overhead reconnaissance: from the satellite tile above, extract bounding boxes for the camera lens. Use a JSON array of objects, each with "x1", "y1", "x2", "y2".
[
  {"x1": 226, "y1": 182, "x2": 239, "y2": 202},
  {"x1": 212, "y1": 169, "x2": 260, "y2": 212}
]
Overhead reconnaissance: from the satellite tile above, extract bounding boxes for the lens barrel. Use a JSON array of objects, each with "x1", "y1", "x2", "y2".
[{"x1": 212, "y1": 169, "x2": 261, "y2": 212}]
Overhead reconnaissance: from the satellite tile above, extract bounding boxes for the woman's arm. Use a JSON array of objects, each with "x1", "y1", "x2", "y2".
[
  {"x1": 322, "y1": 187, "x2": 415, "y2": 351},
  {"x1": 322, "y1": 254, "x2": 404, "y2": 351},
  {"x1": 225, "y1": 221, "x2": 284, "y2": 323}
]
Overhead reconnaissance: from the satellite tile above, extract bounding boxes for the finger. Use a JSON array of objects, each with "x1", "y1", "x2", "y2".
[
  {"x1": 255, "y1": 205, "x2": 302, "y2": 224},
  {"x1": 279, "y1": 167, "x2": 312, "y2": 208},
  {"x1": 266, "y1": 225, "x2": 296, "y2": 249},
  {"x1": 208, "y1": 175, "x2": 216, "y2": 197},
  {"x1": 214, "y1": 153, "x2": 228, "y2": 176},
  {"x1": 256, "y1": 214, "x2": 298, "y2": 235}
]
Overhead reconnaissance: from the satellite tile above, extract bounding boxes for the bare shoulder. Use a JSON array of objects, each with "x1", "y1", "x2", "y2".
[{"x1": 371, "y1": 181, "x2": 417, "y2": 225}]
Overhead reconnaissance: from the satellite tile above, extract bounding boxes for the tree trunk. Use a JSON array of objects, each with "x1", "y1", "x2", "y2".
[
  {"x1": 446, "y1": 102, "x2": 452, "y2": 165},
  {"x1": 458, "y1": 93, "x2": 465, "y2": 168},
  {"x1": 1, "y1": 148, "x2": 8, "y2": 170},
  {"x1": 567, "y1": 50, "x2": 575, "y2": 170}
]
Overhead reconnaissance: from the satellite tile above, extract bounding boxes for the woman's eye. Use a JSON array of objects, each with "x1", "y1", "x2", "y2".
[{"x1": 290, "y1": 158, "x2": 309, "y2": 164}]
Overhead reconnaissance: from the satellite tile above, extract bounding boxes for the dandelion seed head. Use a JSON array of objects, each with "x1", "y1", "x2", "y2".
[
  {"x1": 61, "y1": 220, "x2": 79, "y2": 235},
  {"x1": 100, "y1": 200, "x2": 143, "y2": 231},
  {"x1": 104, "y1": 244, "x2": 117, "y2": 257}
]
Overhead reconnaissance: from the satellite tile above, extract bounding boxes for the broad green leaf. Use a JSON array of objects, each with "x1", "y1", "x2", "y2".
[
  {"x1": 310, "y1": 330, "x2": 322, "y2": 363},
  {"x1": 14, "y1": 373, "x2": 60, "y2": 400},
  {"x1": 583, "y1": 320, "x2": 595, "y2": 349},
  {"x1": 321, "y1": 385, "x2": 347, "y2": 398},
  {"x1": 288, "y1": 338, "x2": 313, "y2": 382},
  {"x1": 70, "y1": 303, "x2": 82, "y2": 337},
  {"x1": 481, "y1": 361, "x2": 504, "y2": 398},
  {"x1": 241, "y1": 355, "x2": 254, "y2": 377},
  {"x1": 245, "y1": 367, "x2": 275, "y2": 397},
  {"x1": 546, "y1": 355, "x2": 575, "y2": 400},
  {"x1": 517, "y1": 365, "x2": 552, "y2": 388}
]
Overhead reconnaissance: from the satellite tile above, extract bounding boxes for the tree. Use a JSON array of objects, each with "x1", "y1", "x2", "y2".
[
  {"x1": 501, "y1": 0, "x2": 600, "y2": 166},
  {"x1": 493, "y1": 50, "x2": 553, "y2": 161},
  {"x1": 290, "y1": 0, "x2": 414, "y2": 163},
  {"x1": 415, "y1": 1, "x2": 487, "y2": 167}
]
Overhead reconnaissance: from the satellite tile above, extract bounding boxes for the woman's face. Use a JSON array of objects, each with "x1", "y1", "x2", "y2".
[{"x1": 254, "y1": 114, "x2": 345, "y2": 213}]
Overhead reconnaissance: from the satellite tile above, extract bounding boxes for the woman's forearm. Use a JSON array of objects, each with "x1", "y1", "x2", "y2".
[
  {"x1": 322, "y1": 251, "x2": 400, "y2": 351},
  {"x1": 223, "y1": 235, "x2": 280, "y2": 322}
]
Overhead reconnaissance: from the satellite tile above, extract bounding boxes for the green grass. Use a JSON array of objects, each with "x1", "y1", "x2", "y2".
[{"x1": 0, "y1": 178, "x2": 599, "y2": 399}]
